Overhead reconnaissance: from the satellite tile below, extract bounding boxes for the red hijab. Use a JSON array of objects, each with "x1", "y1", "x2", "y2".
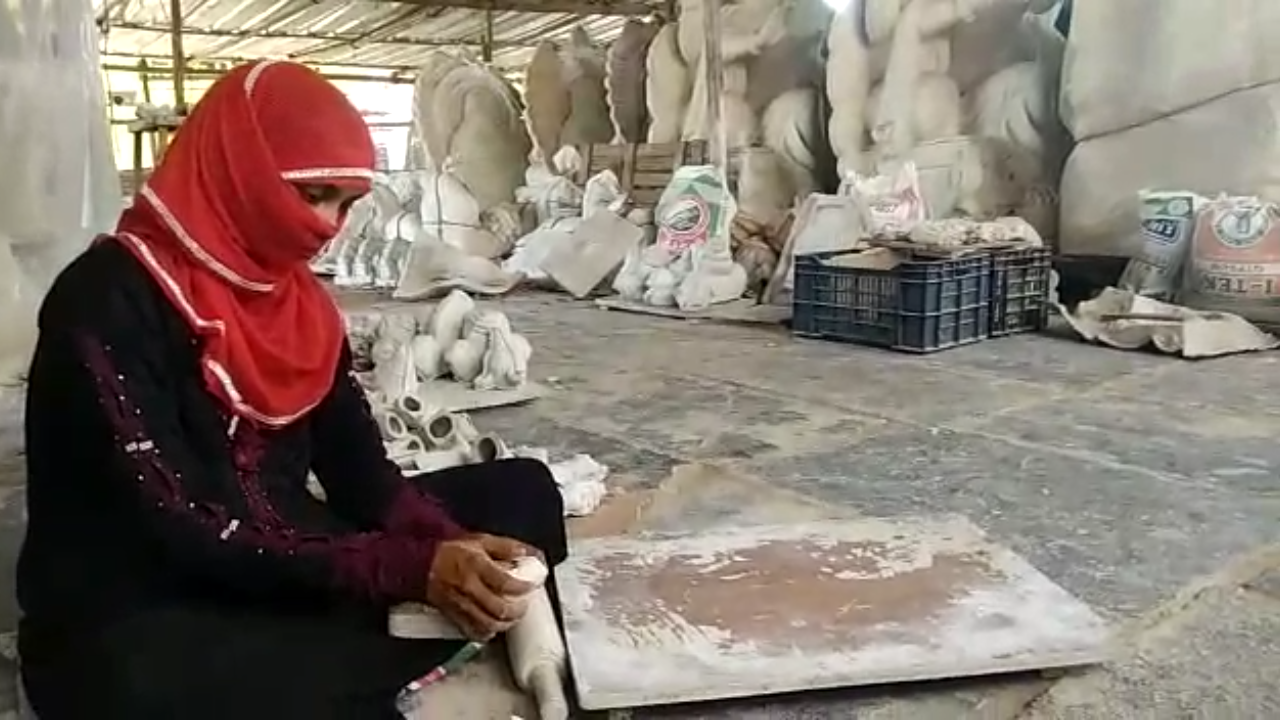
[{"x1": 115, "y1": 61, "x2": 375, "y2": 427}]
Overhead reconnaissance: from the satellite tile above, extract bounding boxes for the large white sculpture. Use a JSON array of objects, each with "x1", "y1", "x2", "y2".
[
  {"x1": 647, "y1": 0, "x2": 831, "y2": 219},
  {"x1": 826, "y1": 0, "x2": 1068, "y2": 237},
  {"x1": 606, "y1": 19, "x2": 661, "y2": 143},
  {"x1": 411, "y1": 51, "x2": 532, "y2": 212},
  {"x1": 524, "y1": 27, "x2": 615, "y2": 163}
]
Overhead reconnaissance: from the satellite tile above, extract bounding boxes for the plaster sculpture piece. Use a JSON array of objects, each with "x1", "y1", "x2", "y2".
[
  {"x1": 762, "y1": 87, "x2": 822, "y2": 200},
  {"x1": 444, "y1": 322, "x2": 486, "y2": 384},
  {"x1": 561, "y1": 27, "x2": 615, "y2": 148},
  {"x1": 825, "y1": 2, "x2": 874, "y2": 177},
  {"x1": 389, "y1": 291, "x2": 535, "y2": 391},
  {"x1": 320, "y1": 169, "x2": 520, "y2": 293},
  {"x1": 414, "y1": 53, "x2": 532, "y2": 212},
  {"x1": 1058, "y1": 0, "x2": 1280, "y2": 259},
  {"x1": 470, "y1": 310, "x2": 533, "y2": 391},
  {"x1": 506, "y1": 161, "x2": 634, "y2": 290},
  {"x1": 650, "y1": 0, "x2": 830, "y2": 207},
  {"x1": 523, "y1": 28, "x2": 614, "y2": 162},
  {"x1": 411, "y1": 52, "x2": 470, "y2": 169},
  {"x1": 391, "y1": 556, "x2": 568, "y2": 720},
  {"x1": 827, "y1": 0, "x2": 1069, "y2": 237},
  {"x1": 409, "y1": 334, "x2": 444, "y2": 381},
  {"x1": 525, "y1": 41, "x2": 572, "y2": 163},
  {"x1": 416, "y1": 167, "x2": 486, "y2": 254},
  {"x1": 504, "y1": 164, "x2": 584, "y2": 282},
  {"x1": 472, "y1": 434, "x2": 509, "y2": 463},
  {"x1": 607, "y1": 19, "x2": 660, "y2": 143},
  {"x1": 360, "y1": 386, "x2": 501, "y2": 476},
  {"x1": 312, "y1": 193, "x2": 374, "y2": 276},
  {"x1": 368, "y1": 314, "x2": 421, "y2": 402},
  {"x1": 512, "y1": 447, "x2": 611, "y2": 517},
  {"x1": 392, "y1": 226, "x2": 523, "y2": 300},
  {"x1": 427, "y1": 289, "x2": 475, "y2": 354},
  {"x1": 329, "y1": 178, "x2": 403, "y2": 287},
  {"x1": 644, "y1": 24, "x2": 691, "y2": 143},
  {"x1": 507, "y1": 584, "x2": 570, "y2": 720}
]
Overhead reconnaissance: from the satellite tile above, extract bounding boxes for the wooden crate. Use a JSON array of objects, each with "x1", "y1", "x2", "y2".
[{"x1": 571, "y1": 141, "x2": 712, "y2": 208}]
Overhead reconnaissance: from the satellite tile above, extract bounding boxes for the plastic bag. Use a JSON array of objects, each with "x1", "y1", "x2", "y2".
[
  {"x1": 581, "y1": 170, "x2": 626, "y2": 218},
  {"x1": 840, "y1": 161, "x2": 927, "y2": 236},
  {"x1": 655, "y1": 165, "x2": 736, "y2": 255}
]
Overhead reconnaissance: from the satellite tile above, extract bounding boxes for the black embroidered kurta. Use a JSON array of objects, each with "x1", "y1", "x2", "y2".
[{"x1": 16, "y1": 240, "x2": 567, "y2": 719}]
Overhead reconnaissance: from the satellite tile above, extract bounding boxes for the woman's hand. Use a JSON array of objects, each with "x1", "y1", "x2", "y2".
[{"x1": 426, "y1": 533, "x2": 536, "y2": 641}]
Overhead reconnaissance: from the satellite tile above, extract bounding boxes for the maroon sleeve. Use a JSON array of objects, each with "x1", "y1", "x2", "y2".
[
  {"x1": 308, "y1": 345, "x2": 466, "y2": 543},
  {"x1": 74, "y1": 334, "x2": 436, "y2": 604}
]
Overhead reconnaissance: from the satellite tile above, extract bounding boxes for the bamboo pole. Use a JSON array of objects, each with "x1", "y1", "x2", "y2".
[{"x1": 168, "y1": 0, "x2": 187, "y2": 110}]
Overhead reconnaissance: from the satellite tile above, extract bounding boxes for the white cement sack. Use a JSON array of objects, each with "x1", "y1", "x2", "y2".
[
  {"x1": 1058, "y1": 83, "x2": 1280, "y2": 258},
  {"x1": 1061, "y1": 0, "x2": 1280, "y2": 141},
  {"x1": 1116, "y1": 191, "x2": 1204, "y2": 301}
]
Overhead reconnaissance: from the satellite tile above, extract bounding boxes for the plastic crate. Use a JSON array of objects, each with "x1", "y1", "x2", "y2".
[
  {"x1": 990, "y1": 247, "x2": 1052, "y2": 336},
  {"x1": 792, "y1": 251, "x2": 992, "y2": 353}
]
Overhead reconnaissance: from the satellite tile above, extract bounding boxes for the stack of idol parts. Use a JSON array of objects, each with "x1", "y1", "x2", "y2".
[
  {"x1": 343, "y1": 291, "x2": 609, "y2": 515},
  {"x1": 825, "y1": 0, "x2": 1068, "y2": 241}
]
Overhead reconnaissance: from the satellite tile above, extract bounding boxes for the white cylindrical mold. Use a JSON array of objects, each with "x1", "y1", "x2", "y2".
[
  {"x1": 376, "y1": 409, "x2": 410, "y2": 440},
  {"x1": 423, "y1": 412, "x2": 459, "y2": 448},
  {"x1": 396, "y1": 394, "x2": 429, "y2": 423},
  {"x1": 506, "y1": 587, "x2": 568, "y2": 720},
  {"x1": 473, "y1": 434, "x2": 508, "y2": 463}
]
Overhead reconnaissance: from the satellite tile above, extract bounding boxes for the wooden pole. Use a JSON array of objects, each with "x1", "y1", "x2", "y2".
[
  {"x1": 481, "y1": 8, "x2": 495, "y2": 63},
  {"x1": 137, "y1": 59, "x2": 157, "y2": 160},
  {"x1": 700, "y1": 0, "x2": 725, "y2": 172},
  {"x1": 168, "y1": 0, "x2": 187, "y2": 110}
]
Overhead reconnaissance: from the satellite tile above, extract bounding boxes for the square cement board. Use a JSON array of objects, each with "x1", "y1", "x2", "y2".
[{"x1": 559, "y1": 515, "x2": 1110, "y2": 711}]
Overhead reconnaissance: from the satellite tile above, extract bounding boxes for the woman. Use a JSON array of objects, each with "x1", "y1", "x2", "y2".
[{"x1": 16, "y1": 60, "x2": 567, "y2": 719}]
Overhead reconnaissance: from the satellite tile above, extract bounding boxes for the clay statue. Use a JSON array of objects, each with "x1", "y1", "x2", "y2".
[
  {"x1": 320, "y1": 169, "x2": 521, "y2": 294},
  {"x1": 647, "y1": 0, "x2": 831, "y2": 213},
  {"x1": 523, "y1": 27, "x2": 614, "y2": 163},
  {"x1": 644, "y1": 24, "x2": 691, "y2": 144},
  {"x1": 826, "y1": 0, "x2": 1069, "y2": 236},
  {"x1": 606, "y1": 20, "x2": 661, "y2": 142},
  {"x1": 469, "y1": 310, "x2": 533, "y2": 391},
  {"x1": 411, "y1": 51, "x2": 531, "y2": 212}
]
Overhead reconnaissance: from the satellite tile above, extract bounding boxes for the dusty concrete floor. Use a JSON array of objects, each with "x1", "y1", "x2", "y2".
[{"x1": 0, "y1": 292, "x2": 1278, "y2": 717}]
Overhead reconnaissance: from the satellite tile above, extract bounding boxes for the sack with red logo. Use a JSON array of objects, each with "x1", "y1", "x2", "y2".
[{"x1": 655, "y1": 165, "x2": 736, "y2": 255}]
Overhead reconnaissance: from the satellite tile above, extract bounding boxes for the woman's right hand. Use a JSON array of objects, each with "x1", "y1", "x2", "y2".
[{"x1": 426, "y1": 533, "x2": 536, "y2": 641}]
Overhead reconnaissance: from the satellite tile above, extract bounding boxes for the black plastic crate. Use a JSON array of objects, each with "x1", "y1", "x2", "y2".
[
  {"x1": 792, "y1": 251, "x2": 992, "y2": 353},
  {"x1": 990, "y1": 247, "x2": 1052, "y2": 336}
]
